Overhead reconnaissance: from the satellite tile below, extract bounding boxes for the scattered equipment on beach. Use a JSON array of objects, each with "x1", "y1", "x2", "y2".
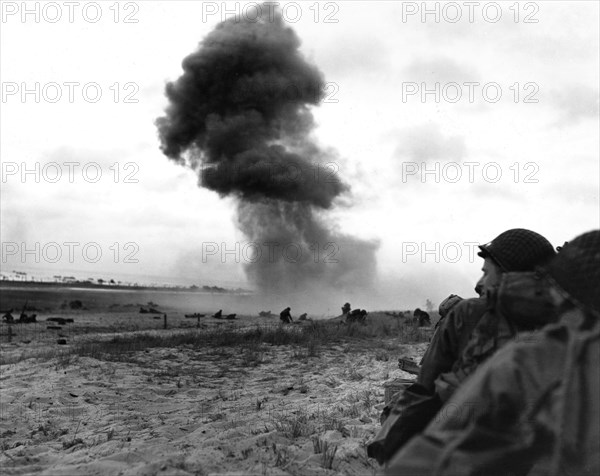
[
  {"x1": 140, "y1": 307, "x2": 161, "y2": 314},
  {"x1": 383, "y1": 377, "x2": 417, "y2": 406},
  {"x1": 185, "y1": 313, "x2": 206, "y2": 327},
  {"x1": 398, "y1": 357, "x2": 421, "y2": 375},
  {"x1": 46, "y1": 317, "x2": 74, "y2": 325}
]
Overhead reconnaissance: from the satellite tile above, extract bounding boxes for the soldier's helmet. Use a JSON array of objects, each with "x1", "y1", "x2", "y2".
[
  {"x1": 541, "y1": 230, "x2": 600, "y2": 315},
  {"x1": 478, "y1": 228, "x2": 556, "y2": 272}
]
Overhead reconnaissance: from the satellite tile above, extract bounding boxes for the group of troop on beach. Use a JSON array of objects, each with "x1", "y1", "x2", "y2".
[{"x1": 367, "y1": 228, "x2": 599, "y2": 476}]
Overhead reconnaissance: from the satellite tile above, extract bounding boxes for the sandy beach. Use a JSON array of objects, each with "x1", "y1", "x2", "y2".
[{"x1": 1, "y1": 296, "x2": 431, "y2": 476}]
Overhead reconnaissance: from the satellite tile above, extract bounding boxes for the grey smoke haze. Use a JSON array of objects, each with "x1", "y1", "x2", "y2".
[
  {"x1": 156, "y1": 6, "x2": 378, "y2": 296},
  {"x1": 394, "y1": 123, "x2": 466, "y2": 162}
]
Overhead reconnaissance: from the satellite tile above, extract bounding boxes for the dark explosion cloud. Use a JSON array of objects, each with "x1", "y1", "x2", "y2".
[{"x1": 156, "y1": 5, "x2": 378, "y2": 296}]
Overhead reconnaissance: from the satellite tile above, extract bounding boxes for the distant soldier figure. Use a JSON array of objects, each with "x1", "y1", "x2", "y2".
[
  {"x1": 358, "y1": 309, "x2": 368, "y2": 323},
  {"x1": 213, "y1": 309, "x2": 222, "y2": 318},
  {"x1": 342, "y1": 302, "x2": 351, "y2": 316},
  {"x1": 280, "y1": 307, "x2": 293, "y2": 324},
  {"x1": 2, "y1": 311, "x2": 14, "y2": 323},
  {"x1": 413, "y1": 308, "x2": 431, "y2": 327},
  {"x1": 347, "y1": 308, "x2": 367, "y2": 323},
  {"x1": 347, "y1": 309, "x2": 359, "y2": 323},
  {"x1": 298, "y1": 313, "x2": 308, "y2": 321},
  {"x1": 19, "y1": 313, "x2": 36, "y2": 323}
]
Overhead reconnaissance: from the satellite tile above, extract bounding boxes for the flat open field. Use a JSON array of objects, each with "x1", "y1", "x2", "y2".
[{"x1": 0, "y1": 285, "x2": 434, "y2": 476}]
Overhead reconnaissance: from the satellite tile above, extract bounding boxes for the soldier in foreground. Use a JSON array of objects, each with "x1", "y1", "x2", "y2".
[
  {"x1": 369, "y1": 228, "x2": 557, "y2": 464},
  {"x1": 385, "y1": 230, "x2": 600, "y2": 476},
  {"x1": 418, "y1": 228, "x2": 556, "y2": 391}
]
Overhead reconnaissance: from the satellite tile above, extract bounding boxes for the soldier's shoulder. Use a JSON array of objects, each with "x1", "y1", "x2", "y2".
[
  {"x1": 435, "y1": 297, "x2": 488, "y2": 330},
  {"x1": 452, "y1": 297, "x2": 488, "y2": 315},
  {"x1": 446, "y1": 297, "x2": 489, "y2": 330}
]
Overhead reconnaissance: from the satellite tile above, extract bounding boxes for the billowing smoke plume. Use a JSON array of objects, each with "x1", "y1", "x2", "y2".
[{"x1": 157, "y1": 6, "x2": 378, "y2": 296}]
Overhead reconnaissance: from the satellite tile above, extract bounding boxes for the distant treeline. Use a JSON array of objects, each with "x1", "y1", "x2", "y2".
[{"x1": 0, "y1": 280, "x2": 250, "y2": 294}]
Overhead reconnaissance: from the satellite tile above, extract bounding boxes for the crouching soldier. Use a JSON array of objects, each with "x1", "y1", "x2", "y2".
[
  {"x1": 413, "y1": 308, "x2": 431, "y2": 327},
  {"x1": 385, "y1": 230, "x2": 600, "y2": 476},
  {"x1": 280, "y1": 307, "x2": 293, "y2": 324},
  {"x1": 347, "y1": 309, "x2": 368, "y2": 323},
  {"x1": 368, "y1": 228, "x2": 557, "y2": 465}
]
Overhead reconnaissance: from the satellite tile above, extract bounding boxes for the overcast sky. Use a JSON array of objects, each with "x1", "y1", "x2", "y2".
[{"x1": 1, "y1": 1, "x2": 598, "y2": 306}]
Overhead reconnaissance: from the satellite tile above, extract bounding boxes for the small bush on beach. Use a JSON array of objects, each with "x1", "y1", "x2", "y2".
[
  {"x1": 312, "y1": 437, "x2": 338, "y2": 469},
  {"x1": 273, "y1": 409, "x2": 314, "y2": 439}
]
